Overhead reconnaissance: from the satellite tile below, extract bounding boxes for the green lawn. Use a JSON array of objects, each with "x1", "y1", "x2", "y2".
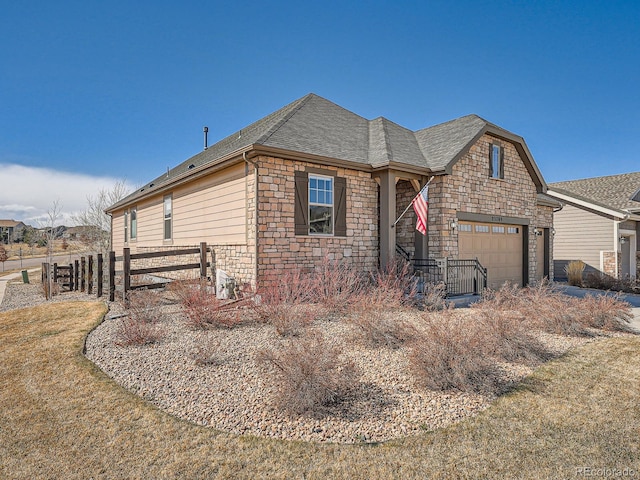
[{"x1": 1, "y1": 301, "x2": 639, "y2": 479}]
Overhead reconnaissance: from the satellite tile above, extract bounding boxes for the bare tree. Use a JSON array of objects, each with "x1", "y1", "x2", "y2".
[
  {"x1": 0, "y1": 245, "x2": 8, "y2": 272},
  {"x1": 40, "y1": 199, "x2": 63, "y2": 265},
  {"x1": 73, "y1": 180, "x2": 129, "y2": 255}
]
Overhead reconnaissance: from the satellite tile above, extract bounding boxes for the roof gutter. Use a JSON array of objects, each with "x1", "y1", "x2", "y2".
[{"x1": 546, "y1": 189, "x2": 629, "y2": 219}]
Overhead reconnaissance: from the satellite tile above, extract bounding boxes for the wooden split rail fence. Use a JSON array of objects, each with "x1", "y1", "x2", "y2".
[{"x1": 43, "y1": 242, "x2": 212, "y2": 301}]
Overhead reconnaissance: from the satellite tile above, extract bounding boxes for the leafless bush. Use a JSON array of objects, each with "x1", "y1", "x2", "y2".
[
  {"x1": 126, "y1": 289, "x2": 165, "y2": 324},
  {"x1": 421, "y1": 282, "x2": 451, "y2": 311},
  {"x1": 365, "y1": 259, "x2": 419, "y2": 308},
  {"x1": 308, "y1": 256, "x2": 365, "y2": 315},
  {"x1": 408, "y1": 311, "x2": 498, "y2": 393},
  {"x1": 190, "y1": 333, "x2": 223, "y2": 366},
  {"x1": 114, "y1": 317, "x2": 164, "y2": 346},
  {"x1": 257, "y1": 331, "x2": 360, "y2": 415},
  {"x1": 565, "y1": 260, "x2": 585, "y2": 286},
  {"x1": 583, "y1": 272, "x2": 640, "y2": 294},
  {"x1": 476, "y1": 309, "x2": 552, "y2": 364},
  {"x1": 579, "y1": 294, "x2": 636, "y2": 333},
  {"x1": 253, "y1": 269, "x2": 317, "y2": 336},
  {"x1": 169, "y1": 280, "x2": 240, "y2": 329},
  {"x1": 349, "y1": 304, "x2": 416, "y2": 349}
]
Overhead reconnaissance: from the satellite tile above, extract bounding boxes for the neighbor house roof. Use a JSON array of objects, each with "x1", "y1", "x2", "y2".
[
  {"x1": 548, "y1": 172, "x2": 640, "y2": 218},
  {"x1": 0, "y1": 220, "x2": 23, "y2": 228},
  {"x1": 109, "y1": 93, "x2": 546, "y2": 212}
]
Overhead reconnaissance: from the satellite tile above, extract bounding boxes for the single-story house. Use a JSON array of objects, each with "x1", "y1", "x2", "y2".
[
  {"x1": 106, "y1": 93, "x2": 555, "y2": 291},
  {"x1": 547, "y1": 172, "x2": 640, "y2": 280},
  {"x1": 0, "y1": 220, "x2": 26, "y2": 244}
]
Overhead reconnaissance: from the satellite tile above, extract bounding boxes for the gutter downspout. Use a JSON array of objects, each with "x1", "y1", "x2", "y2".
[{"x1": 243, "y1": 151, "x2": 259, "y2": 291}]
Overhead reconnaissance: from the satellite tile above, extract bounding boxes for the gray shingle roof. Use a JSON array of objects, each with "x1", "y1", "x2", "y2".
[
  {"x1": 112, "y1": 93, "x2": 543, "y2": 210},
  {"x1": 549, "y1": 172, "x2": 640, "y2": 212}
]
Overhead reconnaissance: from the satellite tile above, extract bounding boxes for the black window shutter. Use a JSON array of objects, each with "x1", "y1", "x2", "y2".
[
  {"x1": 499, "y1": 146, "x2": 505, "y2": 179},
  {"x1": 294, "y1": 171, "x2": 309, "y2": 235},
  {"x1": 334, "y1": 176, "x2": 347, "y2": 236}
]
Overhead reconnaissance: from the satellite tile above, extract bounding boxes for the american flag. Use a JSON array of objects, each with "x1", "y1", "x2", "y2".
[{"x1": 412, "y1": 184, "x2": 429, "y2": 235}]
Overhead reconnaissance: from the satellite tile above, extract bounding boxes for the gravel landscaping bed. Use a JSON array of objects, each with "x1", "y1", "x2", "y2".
[{"x1": 1, "y1": 279, "x2": 618, "y2": 444}]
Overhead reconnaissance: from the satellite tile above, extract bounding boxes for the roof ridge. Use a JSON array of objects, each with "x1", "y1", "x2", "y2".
[{"x1": 256, "y1": 93, "x2": 315, "y2": 145}]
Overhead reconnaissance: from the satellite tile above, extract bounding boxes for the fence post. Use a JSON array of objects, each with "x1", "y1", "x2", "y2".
[
  {"x1": 74, "y1": 260, "x2": 79, "y2": 291},
  {"x1": 68, "y1": 263, "x2": 74, "y2": 291},
  {"x1": 97, "y1": 254, "x2": 103, "y2": 298},
  {"x1": 199, "y1": 242, "x2": 207, "y2": 279},
  {"x1": 108, "y1": 251, "x2": 116, "y2": 302},
  {"x1": 42, "y1": 263, "x2": 50, "y2": 300},
  {"x1": 53, "y1": 263, "x2": 58, "y2": 284},
  {"x1": 80, "y1": 257, "x2": 86, "y2": 292},
  {"x1": 443, "y1": 257, "x2": 448, "y2": 290},
  {"x1": 123, "y1": 248, "x2": 131, "y2": 299},
  {"x1": 88, "y1": 255, "x2": 94, "y2": 295}
]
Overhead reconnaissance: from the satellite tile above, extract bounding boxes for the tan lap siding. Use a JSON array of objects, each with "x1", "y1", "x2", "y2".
[
  {"x1": 111, "y1": 210, "x2": 125, "y2": 252},
  {"x1": 553, "y1": 203, "x2": 612, "y2": 273}
]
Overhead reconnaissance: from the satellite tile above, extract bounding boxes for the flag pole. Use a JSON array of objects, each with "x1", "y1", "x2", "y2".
[{"x1": 392, "y1": 176, "x2": 434, "y2": 227}]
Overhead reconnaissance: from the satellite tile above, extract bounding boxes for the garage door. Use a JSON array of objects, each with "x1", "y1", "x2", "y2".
[{"x1": 458, "y1": 222, "x2": 523, "y2": 289}]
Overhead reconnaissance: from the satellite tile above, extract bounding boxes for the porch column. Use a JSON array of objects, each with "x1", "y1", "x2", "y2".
[{"x1": 379, "y1": 170, "x2": 396, "y2": 270}]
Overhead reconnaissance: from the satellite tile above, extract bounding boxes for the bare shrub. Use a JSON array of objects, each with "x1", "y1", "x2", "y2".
[
  {"x1": 308, "y1": 256, "x2": 365, "y2": 315},
  {"x1": 257, "y1": 331, "x2": 360, "y2": 415},
  {"x1": 421, "y1": 282, "x2": 451, "y2": 311},
  {"x1": 190, "y1": 333, "x2": 223, "y2": 366},
  {"x1": 126, "y1": 289, "x2": 165, "y2": 324},
  {"x1": 476, "y1": 309, "x2": 552, "y2": 364},
  {"x1": 114, "y1": 318, "x2": 164, "y2": 346},
  {"x1": 565, "y1": 260, "x2": 585, "y2": 287},
  {"x1": 365, "y1": 259, "x2": 419, "y2": 308},
  {"x1": 579, "y1": 294, "x2": 636, "y2": 333},
  {"x1": 169, "y1": 280, "x2": 240, "y2": 329},
  {"x1": 253, "y1": 269, "x2": 317, "y2": 336},
  {"x1": 349, "y1": 304, "x2": 416, "y2": 349},
  {"x1": 583, "y1": 272, "x2": 640, "y2": 294},
  {"x1": 408, "y1": 311, "x2": 498, "y2": 393}
]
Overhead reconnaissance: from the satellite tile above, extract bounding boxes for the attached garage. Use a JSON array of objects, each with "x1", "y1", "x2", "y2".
[{"x1": 458, "y1": 221, "x2": 524, "y2": 289}]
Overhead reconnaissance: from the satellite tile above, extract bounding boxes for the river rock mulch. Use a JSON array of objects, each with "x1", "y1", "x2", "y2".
[{"x1": 0, "y1": 279, "x2": 617, "y2": 444}]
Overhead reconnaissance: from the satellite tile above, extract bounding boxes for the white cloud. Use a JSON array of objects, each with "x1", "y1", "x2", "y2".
[{"x1": 0, "y1": 163, "x2": 135, "y2": 227}]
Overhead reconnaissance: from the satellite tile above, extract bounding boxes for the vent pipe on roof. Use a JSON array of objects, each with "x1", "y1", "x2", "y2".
[{"x1": 203, "y1": 126, "x2": 209, "y2": 150}]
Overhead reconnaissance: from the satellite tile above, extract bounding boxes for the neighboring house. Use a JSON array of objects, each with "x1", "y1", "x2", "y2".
[
  {"x1": 106, "y1": 93, "x2": 555, "y2": 291},
  {"x1": 0, "y1": 220, "x2": 26, "y2": 244},
  {"x1": 547, "y1": 172, "x2": 640, "y2": 280}
]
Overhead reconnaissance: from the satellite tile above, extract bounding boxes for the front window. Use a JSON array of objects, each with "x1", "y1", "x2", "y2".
[
  {"x1": 309, "y1": 175, "x2": 333, "y2": 235},
  {"x1": 491, "y1": 144, "x2": 503, "y2": 179},
  {"x1": 124, "y1": 211, "x2": 128, "y2": 243},
  {"x1": 163, "y1": 195, "x2": 172, "y2": 240},
  {"x1": 130, "y1": 206, "x2": 137, "y2": 240}
]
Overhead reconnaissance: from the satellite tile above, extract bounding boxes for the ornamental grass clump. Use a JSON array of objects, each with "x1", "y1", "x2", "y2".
[{"x1": 565, "y1": 260, "x2": 585, "y2": 286}]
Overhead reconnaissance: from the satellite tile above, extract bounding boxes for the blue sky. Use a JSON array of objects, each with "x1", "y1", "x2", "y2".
[{"x1": 1, "y1": 0, "x2": 639, "y2": 224}]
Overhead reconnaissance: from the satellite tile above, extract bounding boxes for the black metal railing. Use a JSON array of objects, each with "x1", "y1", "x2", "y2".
[
  {"x1": 413, "y1": 257, "x2": 487, "y2": 296},
  {"x1": 395, "y1": 244, "x2": 410, "y2": 262}
]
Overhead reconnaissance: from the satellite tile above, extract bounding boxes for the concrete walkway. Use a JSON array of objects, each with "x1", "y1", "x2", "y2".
[{"x1": 0, "y1": 269, "x2": 38, "y2": 306}]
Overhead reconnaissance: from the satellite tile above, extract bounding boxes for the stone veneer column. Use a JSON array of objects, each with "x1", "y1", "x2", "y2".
[{"x1": 378, "y1": 169, "x2": 396, "y2": 270}]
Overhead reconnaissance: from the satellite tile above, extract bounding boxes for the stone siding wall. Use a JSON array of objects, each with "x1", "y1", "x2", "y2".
[
  {"x1": 427, "y1": 133, "x2": 548, "y2": 285},
  {"x1": 602, "y1": 251, "x2": 620, "y2": 278},
  {"x1": 255, "y1": 156, "x2": 378, "y2": 287}
]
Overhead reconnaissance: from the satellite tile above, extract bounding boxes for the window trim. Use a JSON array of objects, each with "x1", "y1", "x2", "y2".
[
  {"x1": 123, "y1": 210, "x2": 128, "y2": 243},
  {"x1": 163, "y1": 195, "x2": 172, "y2": 241},
  {"x1": 308, "y1": 173, "x2": 334, "y2": 236},
  {"x1": 130, "y1": 206, "x2": 137, "y2": 240}
]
